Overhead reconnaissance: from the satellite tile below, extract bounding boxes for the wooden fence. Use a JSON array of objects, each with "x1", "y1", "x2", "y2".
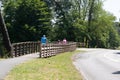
[
  {"x1": 11, "y1": 41, "x2": 77, "y2": 58},
  {"x1": 40, "y1": 42, "x2": 76, "y2": 58},
  {"x1": 11, "y1": 41, "x2": 40, "y2": 57}
]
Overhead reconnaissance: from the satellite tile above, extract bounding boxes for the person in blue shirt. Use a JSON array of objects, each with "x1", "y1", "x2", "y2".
[{"x1": 41, "y1": 35, "x2": 47, "y2": 45}]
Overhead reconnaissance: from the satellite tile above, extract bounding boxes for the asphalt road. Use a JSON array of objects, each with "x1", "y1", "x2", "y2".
[
  {"x1": 73, "y1": 48, "x2": 120, "y2": 80},
  {"x1": 0, "y1": 53, "x2": 39, "y2": 80}
]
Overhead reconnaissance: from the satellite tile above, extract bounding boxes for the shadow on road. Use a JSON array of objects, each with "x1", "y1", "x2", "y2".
[
  {"x1": 112, "y1": 71, "x2": 120, "y2": 74},
  {"x1": 115, "y1": 52, "x2": 120, "y2": 54}
]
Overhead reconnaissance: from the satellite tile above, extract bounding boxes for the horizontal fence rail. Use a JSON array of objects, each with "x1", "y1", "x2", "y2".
[{"x1": 11, "y1": 41, "x2": 77, "y2": 58}]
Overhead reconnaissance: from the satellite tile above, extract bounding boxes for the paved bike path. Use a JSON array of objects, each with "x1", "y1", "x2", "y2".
[{"x1": 0, "y1": 53, "x2": 39, "y2": 80}]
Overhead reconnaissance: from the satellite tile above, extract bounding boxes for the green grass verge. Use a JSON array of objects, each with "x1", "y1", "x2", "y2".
[
  {"x1": 5, "y1": 50, "x2": 83, "y2": 80},
  {"x1": 0, "y1": 58, "x2": 5, "y2": 60}
]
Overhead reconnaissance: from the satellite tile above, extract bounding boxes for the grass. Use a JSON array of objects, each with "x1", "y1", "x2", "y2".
[
  {"x1": 5, "y1": 50, "x2": 83, "y2": 80},
  {"x1": 0, "y1": 58, "x2": 5, "y2": 60}
]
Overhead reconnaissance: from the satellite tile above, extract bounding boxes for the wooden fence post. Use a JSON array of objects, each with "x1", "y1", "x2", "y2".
[{"x1": 39, "y1": 42, "x2": 42, "y2": 58}]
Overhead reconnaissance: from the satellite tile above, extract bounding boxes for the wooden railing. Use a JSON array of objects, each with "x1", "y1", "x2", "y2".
[
  {"x1": 40, "y1": 42, "x2": 76, "y2": 58},
  {"x1": 11, "y1": 41, "x2": 77, "y2": 58},
  {"x1": 11, "y1": 41, "x2": 40, "y2": 57}
]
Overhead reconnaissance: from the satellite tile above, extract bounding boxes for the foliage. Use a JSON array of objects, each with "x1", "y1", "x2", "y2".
[
  {"x1": 70, "y1": 0, "x2": 120, "y2": 48},
  {"x1": 0, "y1": 36, "x2": 8, "y2": 58},
  {"x1": 1, "y1": 0, "x2": 120, "y2": 48},
  {"x1": 53, "y1": 0, "x2": 74, "y2": 41},
  {"x1": 108, "y1": 27, "x2": 120, "y2": 49},
  {"x1": 4, "y1": 0, "x2": 52, "y2": 43},
  {"x1": 0, "y1": 35, "x2": 4, "y2": 57}
]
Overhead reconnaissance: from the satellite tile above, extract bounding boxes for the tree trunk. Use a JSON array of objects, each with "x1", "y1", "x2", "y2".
[
  {"x1": 0, "y1": 10, "x2": 12, "y2": 57},
  {"x1": 88, "y1": 0, "x2": 95, "y2": 27},
  {"x1": 87, "y1": 0, "x2": 95, "y2": 47}
]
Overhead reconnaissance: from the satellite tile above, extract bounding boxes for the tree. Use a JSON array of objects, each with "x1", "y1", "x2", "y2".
[
  {"x1": 53, "y1": 0, "x2": 73, "y2": 40},
  {"x1": 86, "y1": 1, "x2": 117, "y2": 48},
  {"x1": 3, "y1": 0, "x2": 120, "y2": 49},
  {"x1": 43, "y1": 0, "x2": 75, "y2": 41},
  {"x1": 0, "y1": 8, "x2": 12, "y2": 57},
  {"x1": 4, "y1": 0, "x2": 52, "y2": 42},
  {"x1": 108, "y1": 25, "x2": 120, "y2": 49}
]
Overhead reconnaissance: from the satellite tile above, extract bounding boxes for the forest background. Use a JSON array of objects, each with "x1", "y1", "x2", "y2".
[{"x1": 0, "y1": 0, "x2": 120, "y2": 57}]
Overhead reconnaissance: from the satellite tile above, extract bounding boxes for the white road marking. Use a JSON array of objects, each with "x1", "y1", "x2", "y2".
[{"x1": 104, "y1": 53, "x2": 120, "y2": 62}]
